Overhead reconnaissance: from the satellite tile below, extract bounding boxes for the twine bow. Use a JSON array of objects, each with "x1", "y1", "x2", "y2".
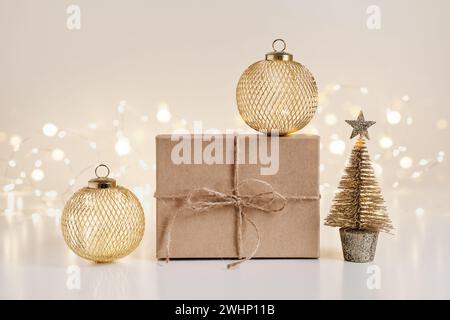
[{"x1": 164, "y1": 178, "x2": 287, "y2": 269}]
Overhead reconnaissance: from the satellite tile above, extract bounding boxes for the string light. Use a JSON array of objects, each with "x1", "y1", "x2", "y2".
[
  {"x1": 31, "y1": 169, "x2": 45, "y2": 181},
  {"x1": 386, "y1": 109, "x2": 401, "y2": 124},
  {"x1": 51, "y1": 149, "x2": 65, "y2": 161},
  {"x1": 42, "y1": 123, "x2": 58, "y2": 137},
  {"x1": 379, "y1": 136, "x2": 393, "y2": 149},
  {"x1": 58, "y1": 131, "x2": 67, "y2": 139},
  {"x1": 157, "y1": 104, "x2": 171, "y2": 123},
  {"x1": 400, "y1": 156, "x2": 413, "y2": 169},
  {"x1": 329, "y1": 139, "x2": 345, "y2": 155},
  {"x1": 9, "y1": 135, "x2": 22, "y2": 147},
  {"x1": 115, "y1": 137, "x2": 131, "y2": 156},
  {"x1": 0, "y1": 83, "x2": 444, "y2": 222},
  {"x1": 411, "y1": 171, "x2": 421, "y2": 179},
  {"x1": 415, "y1": 208, "x2": 425, "y2": 216},
  {"x1": 324, "y1": 113, "x2": 337, "y2": 126}
]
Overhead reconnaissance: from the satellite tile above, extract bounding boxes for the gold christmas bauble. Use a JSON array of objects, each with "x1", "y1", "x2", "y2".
[
  {"x1": 61, "y1": 165, "x2": 145, "y2": 262},
  {"x1": 236, "y1": 39, "x2": 318, "y2": 135}
]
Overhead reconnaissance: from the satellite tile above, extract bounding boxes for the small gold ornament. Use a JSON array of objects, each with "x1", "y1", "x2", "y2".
[
  {"x1": 61, "y1": 164, "x2": 145, "y2": 262},
  {"x1": 236, "y1": 39, "x2": 318, "y2": 136}
]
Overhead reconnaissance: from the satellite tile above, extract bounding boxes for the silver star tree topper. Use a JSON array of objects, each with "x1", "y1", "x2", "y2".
[{"x1": 345, "y1": 111, "x2": 376, "y2": 140}]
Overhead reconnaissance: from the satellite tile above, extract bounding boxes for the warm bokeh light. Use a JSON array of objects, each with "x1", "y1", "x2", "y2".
[
  {"x1": 31, "y1": 169, "x2": 45, "y2": 181},
  {"x1": 400, "y1": 156, "x2": 413, "y2": 169},
  {"x1": 9, "y1": 135, "x2": 22, "y2": 147},
  {"x1": 386, "y1": 109, "x2": 401, "y2": 124},
  {"x1": 115, "y1": 137, "x2": 131, "y2": 156},
  {"x1": 42, "y1": 123, "x2": 58, "y2": 137},
  {"x1": 437, "y1": 119, "x2": 448, "y2": 130},
  {"x1": 51, "y1": 149, "x2": 65, "y2": 161},
  {"x1": 157, "y1": 106, "x2": 172, "y2": 123},
  {"x1": 324, "y1": 113, "x2": 337, "y2": 126},
  {"x1": 329, "y1": 139, "x2": 345, "y2": 155},
  {"x1": 415, "y1": 207, "x2": 425, "y2": 216},
  {"x1": 379, "y1": 136, "x2": 393, "y2": 149}
]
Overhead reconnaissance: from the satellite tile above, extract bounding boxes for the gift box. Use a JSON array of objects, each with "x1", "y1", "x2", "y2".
[{"x1": 155, "y1": 134, "x2": 320, "y2": 261}]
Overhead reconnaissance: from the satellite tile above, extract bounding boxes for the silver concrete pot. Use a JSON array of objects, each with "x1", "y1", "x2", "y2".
[{"x1": 339, "y1": 228, "x2": 379, "y2": 263}]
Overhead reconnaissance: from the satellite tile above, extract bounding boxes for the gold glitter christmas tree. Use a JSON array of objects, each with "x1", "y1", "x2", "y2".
[{"x1": 325, "y1": 111, "x2": 393, "y2": 233}]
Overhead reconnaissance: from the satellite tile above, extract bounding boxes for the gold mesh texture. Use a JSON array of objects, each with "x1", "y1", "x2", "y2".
[
  {"x1": 236, "y1": 60, "x2": 318, "y2": 135},
  {"x1": 61, "y1": 186, "x2": 145, "y2": 262}
]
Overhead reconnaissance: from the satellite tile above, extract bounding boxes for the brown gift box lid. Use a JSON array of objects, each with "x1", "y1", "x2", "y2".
[{"x1": 155, "y1": 134, "x2": 320, "y2": 259}]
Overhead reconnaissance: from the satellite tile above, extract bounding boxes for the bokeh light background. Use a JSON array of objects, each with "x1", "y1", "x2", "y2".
[{"x1": 1, "y1": 0, "x2": 449, "y2": 257}]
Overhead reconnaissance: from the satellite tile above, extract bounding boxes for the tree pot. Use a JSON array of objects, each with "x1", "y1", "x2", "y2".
[{"x1": 339, "y1": 228, "x2": 379, "y2": 263}]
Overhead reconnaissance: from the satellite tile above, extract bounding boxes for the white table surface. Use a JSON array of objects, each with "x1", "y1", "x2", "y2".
[{"x1": 1, "y1": 188, "x2": 449, "y2": 300}]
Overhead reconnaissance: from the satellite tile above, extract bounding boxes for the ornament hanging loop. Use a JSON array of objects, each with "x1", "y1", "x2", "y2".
[
  {"x1": 272, "y1": 39, "x2": 286, "y2": 52},
  {"x1": 266, "y1": 39, "x2": 292, "y2": 61},
  {"x1": 95, "y1": 164, "x2": 110, "y2": 178},
  {"x1": 89, "y1": 165, "x2": 116, "y2": 189}
]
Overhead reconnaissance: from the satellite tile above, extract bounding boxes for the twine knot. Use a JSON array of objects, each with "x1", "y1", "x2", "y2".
[{"x1": 161, "y1": 178, "x2": 290, "y2": 269}]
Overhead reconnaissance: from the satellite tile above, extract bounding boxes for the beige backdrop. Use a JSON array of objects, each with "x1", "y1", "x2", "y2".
[{"x1": 1, "y1": 0, "x2": 449, "y2": 241}]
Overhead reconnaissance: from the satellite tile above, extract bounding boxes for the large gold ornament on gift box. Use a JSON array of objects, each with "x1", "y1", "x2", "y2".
[
  {"x1": 236, "y1": 39, "x2": 318, "y2": 135},
  {"x1": 61, "y1": 165, "x2": 145, "y2": 262}
]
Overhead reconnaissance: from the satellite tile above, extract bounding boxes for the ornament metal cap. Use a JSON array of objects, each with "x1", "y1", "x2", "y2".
[
  {"x1": 265, "y1": 39, "x2": 293, "y2": 61},
  {"x1": 88, "y1": 164, "x2": 117, "y2": 189}
]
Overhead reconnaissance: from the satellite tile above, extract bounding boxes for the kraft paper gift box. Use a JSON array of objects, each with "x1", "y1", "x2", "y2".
[{"x1": 155, "y1": 134, "x2": 320, "y2": 260}]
